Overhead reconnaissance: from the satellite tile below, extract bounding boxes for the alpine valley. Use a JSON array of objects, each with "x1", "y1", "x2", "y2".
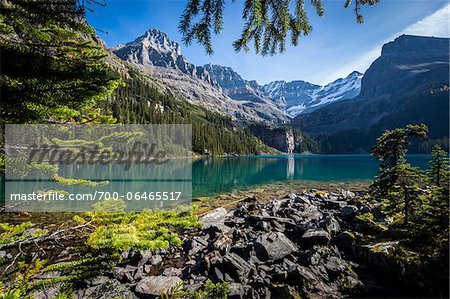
[{"x1": 110, "y1": 29, "x2": 448, "y2": 154}]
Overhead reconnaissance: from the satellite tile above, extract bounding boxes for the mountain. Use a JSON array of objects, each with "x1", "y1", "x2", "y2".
[
  {"x1": 111, "y1": 29, "x2": 214, "y2": 84},
  {"x1": 203, "y1": 64, "x2": 271, "y2": 104},
  {"x1": 293, "y1": 35, "x2": 450, "y2": 153},
  {"x1": 111, "y1": 29, "x2": 288, "y2": 124},
  {"x1": 204, "y1": 63, "x2": 363, "y2": 117},
  {"x1": 263, "y1": 71, "x2": 362, "y2": 116},
  {"x1": 263, "y1": 80, "x2": 321, "y2": 113}
]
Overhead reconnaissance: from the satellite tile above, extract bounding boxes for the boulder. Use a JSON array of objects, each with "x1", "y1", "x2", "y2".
[
  {"x1": 32, "y1": 284, "x2": 65, "y2": 299},
  {"x1": 340, "y1": 190, "x2": 356, "y2": 199},
  {"x1": 254, "y1": 232, "x2": 298, "y2": 261},
  {"x1": 149, "y1": 254, "x2": 162, "y2": 266},
  {"x1": 340, "y1": 205, "x2": 358, "y2": 220},
  {"x1": 162, "y1": 267, "x2": 182, "y2": 277},
  {"x1": 123, "y1": 265, "x2": 139, "y2": 283},
  {"x1": 222, "y1": 252, "x2": 253, "y2": 280},
  {"x1": 297, "y1": 205, "x2": 323, "y2": 222},
  {"x1": 324, "y1": 256, "x2": 348, "y2": 273},
  {"x1": 75, "y1": 279, "x2": 138, "y2": 299},
  {"x1": 112, "y1": 267, "x2": 126, "y2": 281},
  {"x1": 86, "y1": 276, "x2": 109, "y2": 286},
  {"x1": 229, "y1": 282, "x2": 245, "y2": 298},
  {"x1": 302, "y1": 229, "x2": 331, "y2": 245},
  {"x1": 334, "y1": 231, "x2": 356, "y2": 249},
  {"x1": 135, "y1": 276, "x2": 182, "y2": 296},
  {"x1": 200, "y1": 208, "x2": 229, "y2": 231},
  {"x1": 137, "y1": 251, "x2": 153, "y2": 266},
  {"x1": 319, "y1": 217, "x2": 341, "y2": 236}
]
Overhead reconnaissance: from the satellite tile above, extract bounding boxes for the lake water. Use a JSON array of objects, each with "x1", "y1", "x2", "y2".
[
  {"x1": 192, "y1": 155, "x2": 429, "y2": 197},
  {"x1": 1, "y1": 155, "x2": 429, "y2": 201}
]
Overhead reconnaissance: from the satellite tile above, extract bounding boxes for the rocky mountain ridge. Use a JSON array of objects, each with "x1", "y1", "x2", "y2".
[
  {"x1": 205, "y1": 64, "x2": 362, "y2": 117},
  {"x1": 111, "y1": 29, "x2": 215, "y2": 85},
  {"x1": 293, "y1": 35, "x2": 450, "y2": 153},
  {"x1": 111, "y1": 29, "x2": 363, "y2": 123},
  {"x1": 111, "y1": 29, "x2": 288, "y2": 124}
]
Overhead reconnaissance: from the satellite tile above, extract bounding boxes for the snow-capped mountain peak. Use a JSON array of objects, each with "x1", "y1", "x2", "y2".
[
  {"x1": 283, "y1": 71, "x2": 363, "y2": 116},
  {"x1": 111, "y1": 28, "x2": 363, "y2": 122}
]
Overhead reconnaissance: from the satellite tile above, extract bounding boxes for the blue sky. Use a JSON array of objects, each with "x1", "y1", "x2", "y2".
[{"x1": 87, "y1": 0, "x2": 449, "y2": 85}]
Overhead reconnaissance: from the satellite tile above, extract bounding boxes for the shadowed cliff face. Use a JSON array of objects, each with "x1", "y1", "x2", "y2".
[
  {"x1": 360, "y1": 35, "x2": 449, "y2": 99},
  {"x1": 293, "y1": 35, "x2": 450, "y2": 153}
]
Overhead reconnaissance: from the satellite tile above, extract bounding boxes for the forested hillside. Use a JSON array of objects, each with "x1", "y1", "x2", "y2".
[
  {"x1": 0, "y1": 0, "x2": 277, "y2": 156},
  {"x1": 103, "y1": 65, "x2": 277, "y2": 155}
]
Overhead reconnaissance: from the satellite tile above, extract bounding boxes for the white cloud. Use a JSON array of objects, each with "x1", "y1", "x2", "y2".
[
  {"x1": 402, "y1": 4, "x2": 449, "y2": 37},
  {"x1": 322, "y1": 3, "x2": 450, "y2": 84}
]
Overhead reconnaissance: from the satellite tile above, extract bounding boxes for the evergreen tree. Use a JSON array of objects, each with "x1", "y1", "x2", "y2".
[
  {"x1": 427, "y1": 144, "x2": 449, "y2": 187},
  {"x1": 381, "y1": 160, "x2": 426, "y2": 226},
  {"x1": 371, "y1": 124, "x2": 428, "y2": 226},
  {"x1": 179, "y1": 0, "x2": 380, "y2": 55},
  {"x1": 414, "y1": 147, "x2": 449, "y2": 257},
  {"x1": 0, "y1": 0, "x2": 121, "y2": 123},
  {"x1": 372, "y1": 124, "x2": 428, "y2": 170}
]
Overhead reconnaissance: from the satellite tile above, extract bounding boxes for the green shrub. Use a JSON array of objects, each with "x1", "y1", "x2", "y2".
[{"x1": 159, "y1": 281, "x2": 230, "y2": 299}]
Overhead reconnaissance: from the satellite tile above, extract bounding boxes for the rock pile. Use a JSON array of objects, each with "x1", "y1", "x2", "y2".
[
  {"x1": 36, "y1": 189, "x2": 394, "y2": 299},
  {"x1": 180, "y1": 189, "x2": 366, "y2": 298}
]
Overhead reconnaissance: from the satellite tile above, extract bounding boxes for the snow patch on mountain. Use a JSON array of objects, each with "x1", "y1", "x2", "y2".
[{"x1": 282, "y1": 71, "x2": 363, "y2": 116}]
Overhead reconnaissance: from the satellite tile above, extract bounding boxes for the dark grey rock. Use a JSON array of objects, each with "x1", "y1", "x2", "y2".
[
  {"x1": 162, "y1": 267, "x2": 182, "y2": 277},
  {"x1": 302, "y1": 228, "x2": 331, "y2": 245},
  {"x1": 222, "y1": 252, "x2": 253, "y2": 280},
  {"x1": 123, "y1": 265, "x2": 139, "y2": 283},
  {"x1": 325, "y1": 256, "x2": 348, "y2": 273},
  {"x1": 32, "y1": 284, "x2": 64, "y2": 299},
  {"x1": 214, "y1": 266, "x2": 225, "y2": 281},
  {"x1": 359, "y1": 204, "x2": 371, "y2": 214},
  {"x1": 86, "y1": 276, "x2": 109, "y2": 286},
  {"x1": 75, "y1": 279, "x2": 138, "y2": 299},
  {"x1": 112, "y1": 267, "x2": 125, "y2": 281},
  {"x1": 137, "y1": 251, "x2": 153, "y2": 266},
  {"x1": 135, "y1": 276, "x2": 182, "y2": 296},
  {"x1": 340, "y1": 205, "x2": 358, "y2": 219},
  {"x1": 229, "y1": 282, "x2": 245, "y2": 298},
  {"x1": 319, "y1": 217, "x2": 341, "y2": 236},
  {"x1": 254, "y1": 232, "x2": 298, "y2": 261}
]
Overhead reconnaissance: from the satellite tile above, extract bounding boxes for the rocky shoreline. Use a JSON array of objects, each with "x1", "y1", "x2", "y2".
[{"x1": 28, "y1": 188, "x2": 442, "y2": 299}]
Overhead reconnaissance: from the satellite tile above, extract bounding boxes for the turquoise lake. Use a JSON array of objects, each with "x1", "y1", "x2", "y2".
[
  {"x1": 1, "y1": 155, "x2": 430, "y2": 201},
  {"x1": 191, "y1": 155, "x2": 429, "y2": 197}
]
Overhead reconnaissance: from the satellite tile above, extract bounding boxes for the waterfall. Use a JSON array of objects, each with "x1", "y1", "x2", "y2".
[{"x1": 286, "y1": 129, "x2": 295, "y2": 154}]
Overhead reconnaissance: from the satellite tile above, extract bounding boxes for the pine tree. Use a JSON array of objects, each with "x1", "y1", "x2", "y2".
[
  {"x1": 414, "y1": 147, "x2": 449, "y2": 257},
  {"x1": 0, "y1": 0, "x2": 121, "y2": 123},
  {"x1": 427, "y1": 144, "x2": 449, "y2": 187},
  {"x1": 179, "y1": 0, "x2": 380, "y2": 55},
  {"x1": 371, "y1": 124, "x2": 429, "y2": 226},
  {"x1": 381, "y1": 160, "x2": 426, "y2": 226}
]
